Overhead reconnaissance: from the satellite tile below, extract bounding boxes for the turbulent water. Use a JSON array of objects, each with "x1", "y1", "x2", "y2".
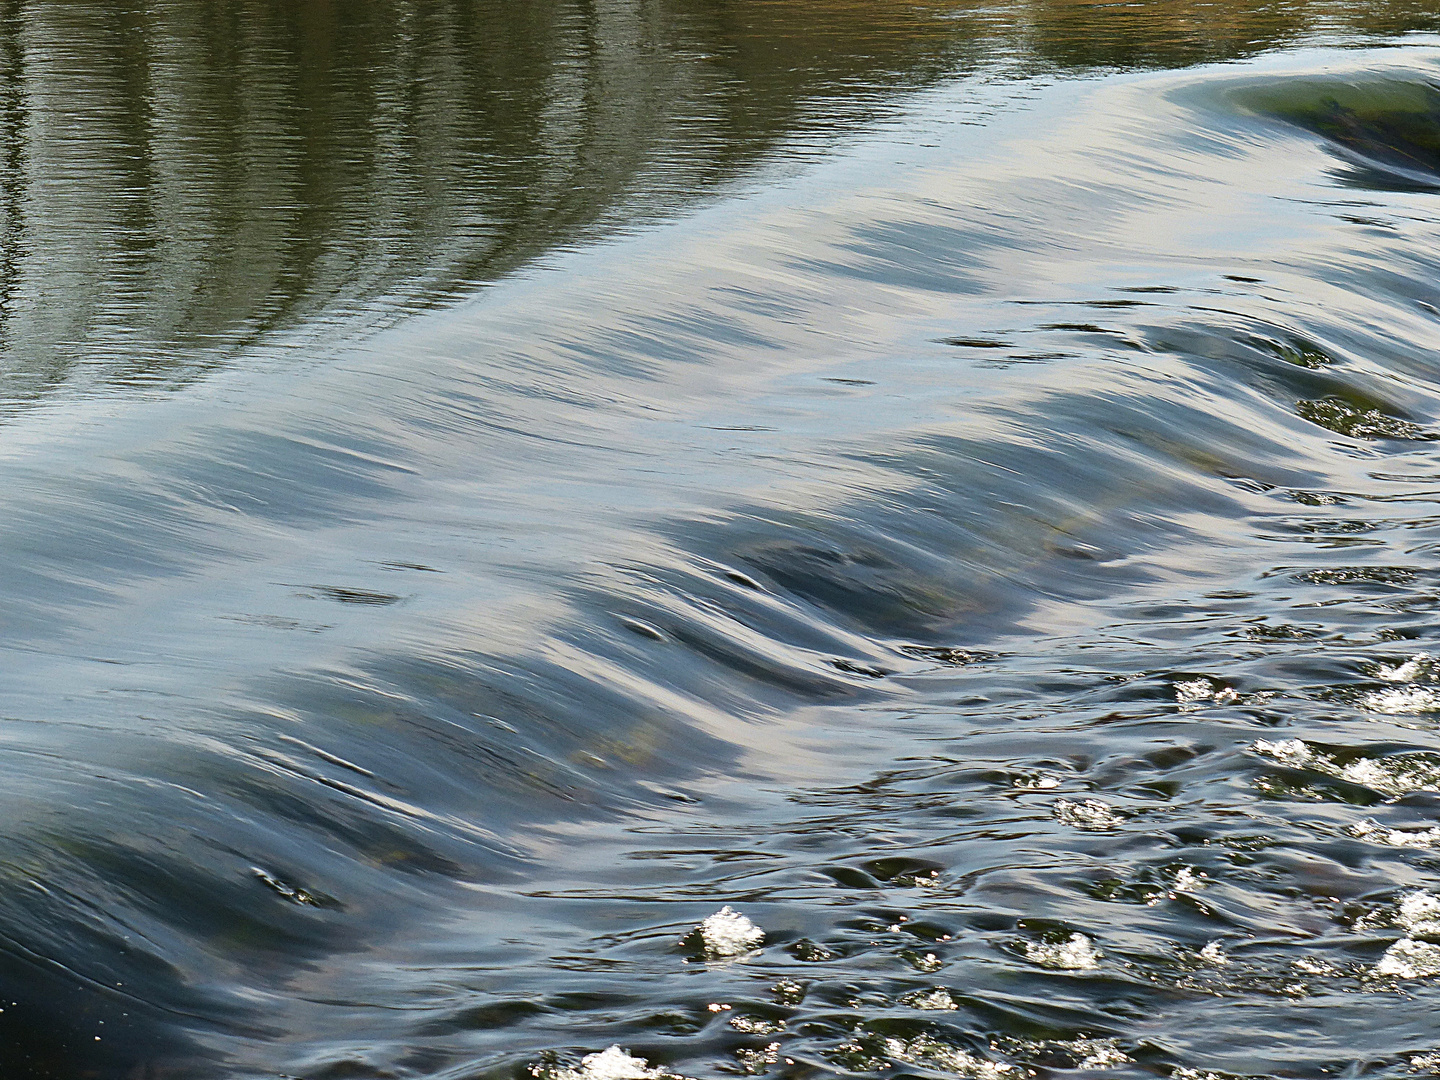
[{"x1": 8, "y1": 2, "x2": 1440, "y2": 1077}]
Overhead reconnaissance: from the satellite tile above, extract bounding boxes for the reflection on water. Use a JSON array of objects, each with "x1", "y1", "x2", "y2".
[
  {"x1": 4, "y1": 2, "x2": 1440, "y2": 1079},
  {"x1": 0, "y1": 0, "x2": 1435, "y2": 403}
]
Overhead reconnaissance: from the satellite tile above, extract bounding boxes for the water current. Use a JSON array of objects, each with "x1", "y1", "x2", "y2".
[{"x1": 7, "y1": 2, "x2": 1440, "y2": 1077}]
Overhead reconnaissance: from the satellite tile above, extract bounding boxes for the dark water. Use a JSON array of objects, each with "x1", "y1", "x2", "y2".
[{"x1": 8, "y1": 2, "x2": 1440, "y2": 1078}]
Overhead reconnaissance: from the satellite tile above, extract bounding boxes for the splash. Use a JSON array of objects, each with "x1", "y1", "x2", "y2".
[
  {"x1": 1361, "y1": 686, "x2": 1440, "y2": 714},
  {"x1": 1375, "y1": 939, "x2": 1440, "y2": 979},
  {"x1": 694, "y1": 907, "x2": 765, "y2": 958},
  {"x1": 1175, "y1": 678, "x2": 1239, "y2": 709},
  {"x1": 1024, "y1": 933, "x2": 1103, "y2": 970},
  {"x1": 1252, "y1": 739, "x2": 1440, "y2": 798},
  {"x1": 1053, "y1": 799, "x2": 1126, "y2": 830},
  {"x1": 1349, "y1": 819, "x2": 1440, "y2": 849},
  {"x1": 1377, "y1": 653, "x2": 1435, "y2": 682},
  {"x1": 881, "y1": 1035, "x2": 1019, "y2": 1078},
  {"x1": 903, "y1": 987, "x2": 960, "y2": 1010},
  {"x1": 540, "y1": 1047, "x2": 674, "y2": 1080},
  {"x1": 1397, "y1": 893, "x2": 1440, "y2": 938},
  {"x1": 1199, "y1": 941, "x2": 1229, "y2": 966}
]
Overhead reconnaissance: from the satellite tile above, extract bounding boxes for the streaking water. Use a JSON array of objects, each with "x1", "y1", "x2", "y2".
[{"x1": 5, "y1": 3, "x2": 1440, "y2": 1078}]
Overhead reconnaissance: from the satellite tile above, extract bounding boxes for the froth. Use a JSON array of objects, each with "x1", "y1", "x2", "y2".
[
  {"x1": 1052, "y1": 798, "x2": 1125, "y2": 831},
  {"x1": 1377, "y1": 653, "x2": 1434, "y2": 682},
  {"x1": 1024, "y1": 933, "x2": 1102, "y2": 970},
  {"x1": 1397, "y1": 893, "x2": 1440, "y2": 938},
  {"x1": 881, "y1": 1035, "x2": 1018, "y2": 1078},
  {"x1": 1361, "y1": 686, "x2": 1440, "y2": 714},
  {"x1": 695, "y1": 906, "x2": 764, "y2": 958},
  {"x1": 1375, "y1": 938, "x2": 1440, "y2": 980},
  {"x1": 1175, "y1": 678, "x2": 1238, "y2": 710},
  {"x1": 543, "y1": 1047, "x2": 670, "y2": 1080},
  {"x1": 1252, "y1": 740, "x2": 1440, "y2": 798},
  {"x1": 1348, "y1": 819, "x2": 1440, "y2": 849}
]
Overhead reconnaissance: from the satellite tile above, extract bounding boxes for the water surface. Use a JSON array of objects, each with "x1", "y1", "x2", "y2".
[{"x1": 4, "y1": 3, "x2": 1440, "y2": 1078}]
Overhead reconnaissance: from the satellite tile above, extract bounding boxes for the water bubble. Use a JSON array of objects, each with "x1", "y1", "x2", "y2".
[
  {"x1": 907, "y1": 951, "x2": 944, "y2": 973},
  {"x1": 729, "y1": 1015, "x2": 785, "y2": 1035},
  {"x1": 771, "y1": 979, "x2": 805, "y2": 1005},
  {"x1": 1074, "y1": 1039, "x2": 1132, "y2": 1068},
  {"x1": 1172, "y1": 867, "x2": 1207, "y2": 893},
  {"x1": 734, "y1": 1044, "x2": 781, "y2": 1076}
]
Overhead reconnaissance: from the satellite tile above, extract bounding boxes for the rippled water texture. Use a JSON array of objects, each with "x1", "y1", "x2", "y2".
[{"x1": 8, "y1": 2, "x2": 1440, "y2": 1078}]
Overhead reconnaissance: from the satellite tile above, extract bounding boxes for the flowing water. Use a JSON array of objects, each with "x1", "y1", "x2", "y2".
[{"x1": 7, "y1": 2, "x2": 1440, "y2": 1077}]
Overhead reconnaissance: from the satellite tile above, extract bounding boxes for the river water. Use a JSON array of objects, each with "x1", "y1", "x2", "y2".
[{"x1": 5, "y1": 2, "x2": 1440, "y2": 1077}]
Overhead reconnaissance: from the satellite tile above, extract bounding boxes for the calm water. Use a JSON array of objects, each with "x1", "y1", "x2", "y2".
[{"x1": 6, "y1": 2, "x2": 1440, "y2": 1077}]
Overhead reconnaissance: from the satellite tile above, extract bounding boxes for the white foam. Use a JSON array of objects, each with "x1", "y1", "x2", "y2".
[
  {"x1": 1361, "y1": 685, "x2": 1440, "y2": 714},
  {"x1": 1014, "y1": 773, "x2": 1061, "y2": 790},
  {"x1": 1198, "y1": 941, "x2": 1228, "y2": 966},
  {"x1": 1074, "y1": 1039, "x2": 1131, "y2": 1069},
  {"x1": 1375, "y1": 938, "x2": 1440, "y2": 979},
  {"x1": 1173, "y1": 867, "x2": 1207, "y2": 893},
  {"x1": 903, "y1": 987, "x2": 959, "y2": 1010},
  {"x1": 1253, "y1": 740, "x2": 1440, "y2": 798},
  {"x1": 550, "y1": 1047, "x2": 668, "y2": 1080},
  {"x1": 1024, "y1": 933, "x2": 1102, "y2": 970},
  {"x1": 1378, "y1": 653, "x2": 1433, "y2": 682},
  {"x1": 1398, "y1": 893, "x2": 1440, "y2": 937},
  {"x1": 1252, "y1": 738, "x2": 1312, "y2": 767},
  {"x1": 1175, "y1": 679, "x2": 1238, "y2": 710},
  {"x1": 729, "y1": 1015, "x2": 784, "y2": 1035},
  {"x1": 1052, "y1": 798, "x2": 1125, "y2": 831},
  {"x1": 1338, "y1": 757, "x2": 1440, "y2": 798},
  {"x1": 1349, "y1": 819, "x2": 1440, "y2": 849},
  {"x1": 695, "y1": 906, "x2": 764, "y2": 958},
  {"x1": 882, "y1": 1035, "x2": 1018, "y2": 1078}
]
